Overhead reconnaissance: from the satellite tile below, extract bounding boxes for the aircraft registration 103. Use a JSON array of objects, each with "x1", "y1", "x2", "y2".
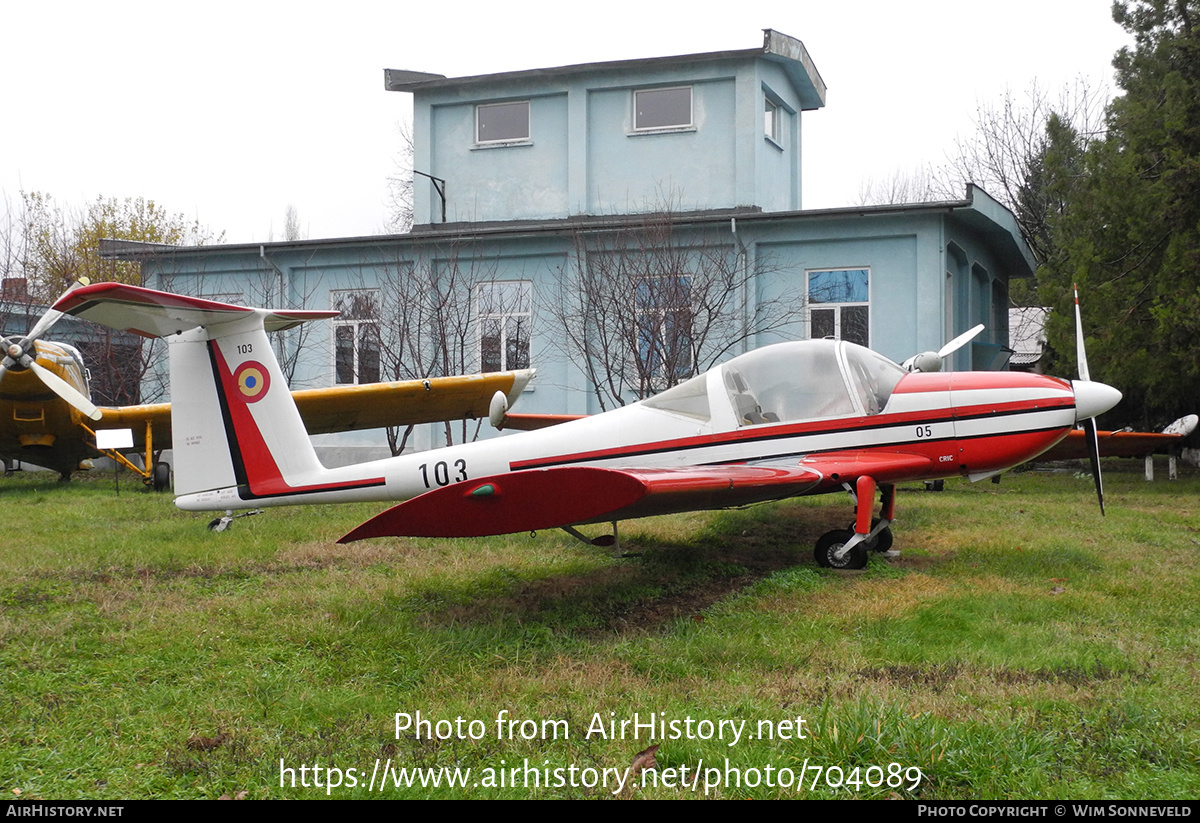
[{"x1": 56, "y1": 282, "x2": 1121, "y2": 569}]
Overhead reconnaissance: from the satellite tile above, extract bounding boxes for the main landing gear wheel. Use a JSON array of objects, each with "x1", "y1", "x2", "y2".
[
  {"x1": 151, "y1": 462, "x2": 170, "y2": 492},
  {"x1": 846, "y1": 518, "x2": 893, "y2": 552},
  {"x1": 815, "y1": 529, "x2": 868, "y2": 570}
]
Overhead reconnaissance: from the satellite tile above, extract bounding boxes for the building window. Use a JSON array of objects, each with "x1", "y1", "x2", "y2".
[
  {"x1": 331, "y1": 290, "x2": 380, "y2": 384},
  {"x1": 807, "y1": 269, "x2": 869, "y2": 348},
  {"x1": 634, "y1": 86, "x2": 692, "y2": 131},
  {"x1": 635, "y1": 275, "x2": 693, "y2": 390},
  {"x1": 478, "y1": 281, "x2": 531, "y2": 372},
  {"x1": 764, "y1": 97, "x2": 779, "y2": 142},
  {"x1": 476, "y1": 101, "x2": 530, "y2": 144}
]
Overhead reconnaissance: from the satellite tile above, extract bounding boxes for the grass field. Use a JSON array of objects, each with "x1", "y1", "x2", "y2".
[{"x1": 1, "y1": 463, "x2": 1196, "y2": 799}]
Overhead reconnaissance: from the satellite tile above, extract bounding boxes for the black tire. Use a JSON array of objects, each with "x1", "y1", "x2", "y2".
[
  {"x1": 814, "y1": 529, "x2": 868, "y2": 569},
  {"x1": 152, "y1": 462, "x2": 170, "y2": 492},
  {"x1": 867, "y1": 526, "x2": 894, "y2": 553}
]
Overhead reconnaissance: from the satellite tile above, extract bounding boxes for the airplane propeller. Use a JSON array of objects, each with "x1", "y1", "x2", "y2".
[
  {"x1": 902, "y1": 323, "x2": 986, "y2": 372},
  {"x1": 1070, "y1": 284, "x2": 1120, "y2": 515},
  {"x1": 0, "y1": 279, "x2": 102, "y2": 421}
]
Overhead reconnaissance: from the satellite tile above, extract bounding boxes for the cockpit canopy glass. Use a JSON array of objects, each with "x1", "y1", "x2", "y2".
[
  {"x1": 720, "y1": 340, "x2": 904, "y2": 426},
  {"x1": 641, "y1": 371, "x2": 711, "y2": 421},
  {"x1": 842, "y1": 343, "x2": 906, "y2": 415}
]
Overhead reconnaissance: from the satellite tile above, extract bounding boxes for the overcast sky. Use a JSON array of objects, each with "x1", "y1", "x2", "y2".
[{"x1": 1, "y1": 0, "x2": 1131, "y2": 244}]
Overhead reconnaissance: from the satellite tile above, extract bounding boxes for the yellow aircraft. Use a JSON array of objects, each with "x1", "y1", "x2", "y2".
[{"x1": 1, "y1": 284, "x2": 532, "y2": 487}]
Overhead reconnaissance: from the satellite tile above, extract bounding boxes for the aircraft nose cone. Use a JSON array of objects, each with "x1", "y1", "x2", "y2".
[{"x1": 1072, "y1": 380, "x2": 1122, "y2": 422}]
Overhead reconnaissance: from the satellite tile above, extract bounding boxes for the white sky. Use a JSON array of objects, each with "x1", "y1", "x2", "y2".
[{"x1": 0, "y1": 0, "x2": 1130, "y2": 244}]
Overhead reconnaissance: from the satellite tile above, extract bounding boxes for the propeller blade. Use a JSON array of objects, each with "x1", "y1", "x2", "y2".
[
  {"x1": 20, "y1": 279, "x2": 90, "y2": 347},
  {"x1": 0, "y1": 337, "x2": 13, "y2": 384},
  {"x1": 938, "y1": 323, "x2": 986, "y2": 359},
  {"x1": 1072, "y1": 285, "x2": 1109, "y2": 515},
  {"x1": 23, "y1": 306, "x2": 67, "y2": 347},
  {"x1": 1073, "y1": 283, "x2": 1091, "y2": 383},
  {"x1": 26, "y1": 358, "x2": 103, "y2": 421},
  {"x1": 1084, "y1": 417, "x2": 1105, "y2": 516},
  {"x1": 902, "y1": 324, "x2": 988, "y2": 372}
]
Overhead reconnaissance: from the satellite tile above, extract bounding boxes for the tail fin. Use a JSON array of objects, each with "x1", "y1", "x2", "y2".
[{"x1": 56, "y1": 283, "x2": 383, "y2": 507}]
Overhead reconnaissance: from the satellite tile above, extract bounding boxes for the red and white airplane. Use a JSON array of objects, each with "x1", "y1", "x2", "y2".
[{"x1": 56, "y1": 282, "x2": 1122, "y2": 569}]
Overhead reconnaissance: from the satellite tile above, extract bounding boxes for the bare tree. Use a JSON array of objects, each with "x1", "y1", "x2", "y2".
[
  {"x1": 385, "y1": 121, "x2": 416, "y2": 233},
  {"x1": 284, "y1": 204, "x2": 305, "y2": 241},
  {"x1": 551, "y1": 209, "x2": 806, "y2": 410},
  {"x1": 855, "y1": 164, "x2": 951, "y2": 206},
  {"x1": 0, "y1": 193, "x2": 33, "y2": 336},
  {"x1": 249, "y1": 256, "x2": 323, "y2": 386},
  {"x1": 363, "y1": 239, "x2": 501, "y2": 452},
  {"x1": 0, "y1": 192, "x2": 27, "y2": 284},
  {"x1": 934, "y1": 79, "x2": 1108, "y2": 265},
  {"x1": 853, "y1": 80, "x2": 1108, "y2": 274}
]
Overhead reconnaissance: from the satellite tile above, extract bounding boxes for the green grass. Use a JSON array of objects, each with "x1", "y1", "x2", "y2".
[{"x1": 1, "y1": 463, "x2": 1196, "y2": 799}]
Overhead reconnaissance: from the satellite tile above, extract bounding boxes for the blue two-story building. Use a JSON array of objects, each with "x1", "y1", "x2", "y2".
[{"x1": 106, "y1": 30, "x2": 1034, "y2": 463}]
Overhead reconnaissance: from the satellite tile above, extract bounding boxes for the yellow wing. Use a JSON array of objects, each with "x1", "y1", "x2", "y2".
[
  {"x1": 293, "y1": 370, "x2": 534, "y2": 435},
  {"x1": 95, "y1": 370, "x2": 535, "y2": 448}
]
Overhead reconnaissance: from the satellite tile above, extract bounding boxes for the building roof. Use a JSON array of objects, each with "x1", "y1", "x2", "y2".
[
  {"x1": 384, "y1": 29, "x2": 827, "y2": 111},
  {"x1": 99, "y1": 185, "x2": 1036, "y2": 280}
]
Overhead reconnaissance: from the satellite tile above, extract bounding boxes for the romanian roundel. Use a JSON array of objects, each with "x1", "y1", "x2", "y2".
[{"x1": 234, "y1": 361, "x2": 271, "y2": 403}]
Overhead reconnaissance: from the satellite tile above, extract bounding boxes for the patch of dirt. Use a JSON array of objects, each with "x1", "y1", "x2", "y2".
[{"x1": 420, "y1": 513, "x2": 823, "y2": 637}]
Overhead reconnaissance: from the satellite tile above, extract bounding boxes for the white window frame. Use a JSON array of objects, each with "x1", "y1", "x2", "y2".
[
  {"x1": 330, "y1": 289, "x2": 381, "y2": 385},
  {"x1": 806, "y1": 268, "x2": 870, "y2": 348},
  {"x1": 633, "y1": 86, "x2": 693, "y2": 132},
  {"x1": 475, "y1": 101, "x2": 531, "y2": 145},
  {"x1": 764, "y1": 97, "x2": 780, "y2": 143},
  {"x1": 477, "y1": 281, "x2": 532, "y2": 373}
]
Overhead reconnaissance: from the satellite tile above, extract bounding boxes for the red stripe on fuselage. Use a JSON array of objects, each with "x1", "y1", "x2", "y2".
[
  {"x1": 511, "y1": 401, "x2": 1074, "y2": 473},
  {"x1": 510, "y1": 369, "x2": 1078, "y2": 474}
]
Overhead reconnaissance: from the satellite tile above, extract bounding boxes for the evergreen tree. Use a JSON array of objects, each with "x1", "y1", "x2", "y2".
[{"x1": 1041, "y1": 0, "x2": 1200, "y2": 429}]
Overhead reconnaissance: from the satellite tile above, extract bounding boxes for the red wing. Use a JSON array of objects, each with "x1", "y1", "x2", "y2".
[
  {"x1": 495, "y1": 412, "x2": 587, "y2": 431},
  {"x1": 338, "y1": 464, "x2": 823, "y2": 542},
  {"x1": 1038, "y1": 429, "x2": 1186, "y2": 460}
]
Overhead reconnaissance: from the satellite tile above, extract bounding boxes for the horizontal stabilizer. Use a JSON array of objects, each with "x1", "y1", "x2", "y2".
[
  {"x1": 338, "y1": 463, "x2": 823, "y2": 541},
  {"x1": 55, "y1": 282, "x2": 336, "y2": 337}
]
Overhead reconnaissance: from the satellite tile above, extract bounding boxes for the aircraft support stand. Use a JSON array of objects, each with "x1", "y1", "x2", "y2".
[{"x1": 560, "y1": 522, "x2": 624, "y2": 556}]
